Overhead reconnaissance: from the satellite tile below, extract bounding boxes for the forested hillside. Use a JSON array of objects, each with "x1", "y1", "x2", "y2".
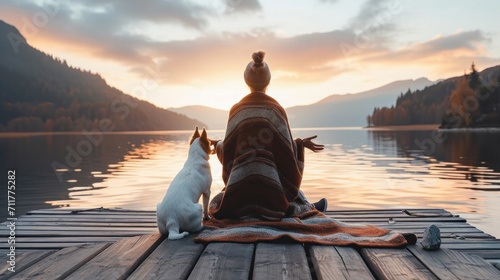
[
  {"x1": 368, "y1": 64, "x2": 500, "y2": 127},
  {"x1": 0, "y1": 20, "x2": 204, "y2": 132}
]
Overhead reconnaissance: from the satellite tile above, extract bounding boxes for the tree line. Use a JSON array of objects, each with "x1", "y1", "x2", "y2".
[
  {"x1": 367, "y1": 64, "x2": 500, "y2": 127},
  {"x1": 0, "y1": 34, "x2": 203, "y2": 132}
]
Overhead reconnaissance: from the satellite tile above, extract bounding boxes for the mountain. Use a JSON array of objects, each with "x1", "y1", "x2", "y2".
[
  {"x1": 170, "y1": 78, "x2": 435, "y2": 130},
  {"x1": 0, "y1": 20, "x2": 205, "y2": 132},
  {"x1": 169, "y1": 106, "x2": 228, "y2": 130},
  {"x1": 286, "y1": 78, "x2": 435, "y2": 128}
]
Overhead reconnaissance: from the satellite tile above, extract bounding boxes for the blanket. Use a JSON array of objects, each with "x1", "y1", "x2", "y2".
[
  {"x1": 210, "y1": 92, "x2": 306, "y2": 220},
  {"x1": 195, "y1": 193, "x2": 414, "y2": 247}
]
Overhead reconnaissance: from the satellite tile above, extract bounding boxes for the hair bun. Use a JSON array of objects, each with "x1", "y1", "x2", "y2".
[{"x1": 252, "y1": 51, "x2": 266, "y2": 66}]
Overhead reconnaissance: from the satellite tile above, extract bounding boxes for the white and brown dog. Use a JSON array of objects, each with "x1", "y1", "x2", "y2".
[{"x1": 157, "y1": 127, "x2": 212, "y2": 240}]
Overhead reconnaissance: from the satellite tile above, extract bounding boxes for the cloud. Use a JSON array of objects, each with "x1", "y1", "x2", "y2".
[
  {"x1": 128, "y1": 29, "x2": 363, "y2": 86},
  {"x1": 1, "y1": 0, "x2": 498, "y2": 92},
  {"x1": 74, "y1": 0, "x2": 213, "y2": 30},
  {"x1": 420, "y1": 30, "x2": 490, "y2": 54},
  {"x1": 0, "y1": 0, "x2": 217, "y2": 66},
  {"x1": 317, "y1": 0, "x2": 341, "y2": 3},
  {"x1": 0, "y1": 0, "x2": 214, "y2": 41},
  {"x1": 349, "y1": 0, "x2": 401, "y2": 29},
  {"x1": 367, "y1": 30, "x2": 491, "y2": 62},
  {"x1": 359, "y1": 30, "x2": 500, "y2": 76},
  {"x1": 222, "y1": 0, "x2": 262, "y2": 14}
]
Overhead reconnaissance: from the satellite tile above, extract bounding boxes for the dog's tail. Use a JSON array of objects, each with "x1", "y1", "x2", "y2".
[{"x1": 167, "y1": 219, "x2": 189, "y2": 240}]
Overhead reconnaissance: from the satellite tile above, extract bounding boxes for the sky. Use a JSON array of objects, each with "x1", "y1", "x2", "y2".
[{"x1": 1, "y1": 0, "x2": 500, "y2": 110}]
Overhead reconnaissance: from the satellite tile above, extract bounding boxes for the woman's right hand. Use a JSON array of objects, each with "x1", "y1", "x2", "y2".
[{"x1": 302, "y1": 135, "x2": 324, "y2": 152}]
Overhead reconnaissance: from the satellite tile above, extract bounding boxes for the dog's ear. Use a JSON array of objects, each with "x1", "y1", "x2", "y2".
[
  {"x1": 201, "y1": 128, "x2": 208, "y2": 141},
  {"x1": 189, "y1": 126, "x2": 201, "y2": 145},
  {"x1": 200, "y1": 128, "x2": 211, "y2": 154}
]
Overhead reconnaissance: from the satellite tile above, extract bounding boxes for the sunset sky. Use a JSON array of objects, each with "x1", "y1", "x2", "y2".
[{"x1": 1, "y1": 0, "x2": 500, "y2": 110}]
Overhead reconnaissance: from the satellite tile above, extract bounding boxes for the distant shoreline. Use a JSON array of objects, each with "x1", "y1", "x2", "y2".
[
  {"x1": 366, "y1": 123, "x2": 500, "y2": 131},
  {"x1": 0, "y1": 130, "x2": 200, "y2": 138},
  {"x1": 364, "y1": 124, "x2": 439, "y2": 131}
]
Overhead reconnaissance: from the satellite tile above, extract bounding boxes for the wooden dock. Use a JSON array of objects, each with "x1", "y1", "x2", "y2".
[{"x1": 1, "y1": 208, "x2": 500, "y2": 279}]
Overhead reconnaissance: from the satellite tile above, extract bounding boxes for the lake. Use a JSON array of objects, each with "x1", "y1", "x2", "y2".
[{"x1": 1, "y1": 127, "x2": 499, "y2": 238}]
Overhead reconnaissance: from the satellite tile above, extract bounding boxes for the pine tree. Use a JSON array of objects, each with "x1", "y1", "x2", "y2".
[{"x1": 468, "y1": 62, "x2": 481, "y2": 90}]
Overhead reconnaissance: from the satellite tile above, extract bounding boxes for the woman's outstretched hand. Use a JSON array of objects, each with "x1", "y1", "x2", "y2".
[
  {"x1": 302, "y1": 135, "x2": 324, "y2": 152},
  {"x1": 208, "y1": 139, "x2": 220, "y2": 154}
]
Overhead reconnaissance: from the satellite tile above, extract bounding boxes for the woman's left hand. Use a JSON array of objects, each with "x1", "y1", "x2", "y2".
[
  {"x1": 209, "y1": 139, "x2": 220, "y2": 154},
  {"x1": 302, "y1": 135, "x2": 324, "y2": 152}
]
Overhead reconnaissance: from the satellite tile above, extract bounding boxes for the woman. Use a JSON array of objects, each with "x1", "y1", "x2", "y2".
[
  {"x1": 209, "y1": 51, "x2": 325, "y2": 220},
  {"x1": 198, "y1": 51, "x2": 415, "y2": 247}
]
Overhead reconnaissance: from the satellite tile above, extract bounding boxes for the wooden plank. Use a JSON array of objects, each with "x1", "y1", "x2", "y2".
[
  {"x1": 29, "y1": 208, "x2": 447, "y2": 216},
  {"x1": 440, "y1": 238, "x2": 500, "y2": 244},
  {"x1": 361, "y1": 248, "x2": 438, "y2": 280},
  {"x1": 188, "y1": 243, "x2": 254, "y2": 280},
  {"x1": 44, "y1": 212, "x2": 156, "y2": 217},
  {"x1": 9, "y1": 214, "x2": 467, "y2": 224},
  {"x1": 376, "y1": 223, "x2": 484, "y2": 233},
  {"x1": 3, "y1": 236, "x2": 124, "y2": 243},
  {"x1": 253, "y1": 243, "x2": 312, "y2": 280},
  {"x1": 410, "y1": 233, "x2": 493, "y2": 240},
  {"x1": 0, "y1": 250, "x2": 54, "y2": 279},
  {"x1": 16, "y1": 210, "x2": 459, "y2": 220},
  {"x1": 9, "y1": 243, "x2": 110, "y2": 280},
  {"x1": 28, "y1": 208, "x2": 155, "y2": 215},
  {"x1": 17, "y1": 214, "x2": 157, "y2": 220},
  {"x1": 418, "y1": 233, "x2": 494, "y2": 240},
  {"x1": 460, "y1": 250, "x2": 500, "y2": 260},
  {"x1": 337, "y1": 217, "x2": 466, "y2": 223},
  {"x1": 0, "y1": 225, "x2": 157, "y2": 232},
  {"x1": 330, "y1": 213, "x2": 444, "y2": 219},
  {"x1": 372, "y1": 222, "x2": 475, "y2": 228},
  {"x1": 3, "y1": 224, "x2": 486, "y2": 237},
  {"x1": 440, "y1": 242, "x2": 500, "y2": 250},
  {"x1": 0, "y1": 243, "x2": 105, "y2": 250},
  {"x1": 327, "y1": 212, "x2": 454, "y2": 219},
  {"x1": 389, "y1": 232, "x2": 493, "y2": 239},
  {"x1": 408, "y1": 245, "x2": 500, "y2": 279},
  {"x1": 7, "y1": 221, "x2": 157, "y2": 228},
  {"x1": 309, "y1": 245, "x2": 375, "y2": 280},
  {"x1": 129, "y1": 235, "x2": 204, "y2": 280},
  {"x1": 402, "y1": 209, "x2": 454, "y2": 217},
  {"x1": 3, "y1": 220, "x2": 475, "y2": 230},
  {"x1": 326, "y1": 208, "x2": 448, "y2": 214},
  {"x1": 5, "y1": 216, "x2": 157, "y2": 223},
  {"x1": 0, "y1": 230, "x2": 154, "y2": 237},
  {"x1": 65, "y1": 234, "x2": 164, "y2": 280},
  {"x1": 440, "y1": 241, "x2": 500, "y2": 248},
  {"x1": 382, "y1": 227, "x2": 486, "y2": 234}
]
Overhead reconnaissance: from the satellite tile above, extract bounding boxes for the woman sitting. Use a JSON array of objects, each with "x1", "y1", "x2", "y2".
[{"x1": 209, "y1": 51, "x2": 325, "y2": 220}]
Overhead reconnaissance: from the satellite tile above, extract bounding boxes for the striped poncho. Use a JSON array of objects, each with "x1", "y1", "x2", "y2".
[
  {"x1": 210, "y1": 92, "x2": 308, "y2": 220},
  {"x1": 198, "y1": 92, "x2": 414, "y2": 248}
]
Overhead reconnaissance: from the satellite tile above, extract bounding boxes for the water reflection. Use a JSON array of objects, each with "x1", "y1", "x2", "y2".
[
  {"x1": 369, "y1": 129, "x2": 500, "y2": 189},
  {"x1": 0, "y1": 131, "x2": 225, "y2": 222},
  {"x1": 367, "y1": 128, "x2": 500, "y2": 238}
]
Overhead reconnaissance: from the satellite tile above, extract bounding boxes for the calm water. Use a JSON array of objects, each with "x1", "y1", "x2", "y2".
[{"x1": 1, "y1": 127, "x2": 500, "y2": 238}]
